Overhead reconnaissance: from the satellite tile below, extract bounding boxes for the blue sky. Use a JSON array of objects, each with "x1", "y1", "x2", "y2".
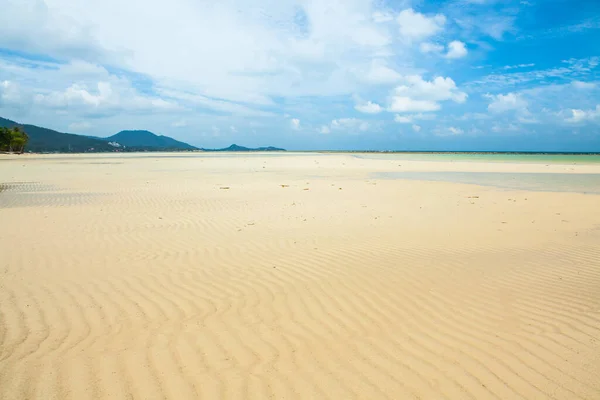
[{"x1": 0, "y1": 0, "x2": 599, "y2": 151}]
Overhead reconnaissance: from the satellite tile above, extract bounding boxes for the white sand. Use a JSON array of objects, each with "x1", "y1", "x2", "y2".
[{"x1": 1, "y1": 153, "x2": 599, "y2": 399}]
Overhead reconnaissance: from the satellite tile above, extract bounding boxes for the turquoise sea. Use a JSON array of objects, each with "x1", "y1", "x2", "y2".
[
  {"x1": 353, "y1": 153, "x2": 600, "y2": 193},
  {"x1": 353, "y1": 152, "x2": 600, "y2": 164},
  {"x1": 375, "y1": 171, "x2": 600, "y2": 194}
]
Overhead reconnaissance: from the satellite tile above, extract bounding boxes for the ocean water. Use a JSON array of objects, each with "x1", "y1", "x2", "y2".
[
  {"x1": 354, "y1": 153, "x2": 600, "y2": 164},
  {"x1": 376, "y1": 171, "x2": 600, "y2": 194}
]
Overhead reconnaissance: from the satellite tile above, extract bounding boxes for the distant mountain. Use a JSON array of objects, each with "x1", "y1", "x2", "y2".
[
  {"x1": 202, "y1": 144, "x2": 285, "y2": 152},
  {"x1": 0, "y1": 117, "x2": 114, "y2": 153},
  {"x1": 0, "y1": 117, "x2": 283, "y2": 153},
  {"x1": 103, "y1": 130, "x2": 197, "y2": 150}
]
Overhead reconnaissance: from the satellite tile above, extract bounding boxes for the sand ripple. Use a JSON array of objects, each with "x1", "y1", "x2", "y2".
[{"x1": 1, "y1": 154, "x2": 599, "y2": 399}]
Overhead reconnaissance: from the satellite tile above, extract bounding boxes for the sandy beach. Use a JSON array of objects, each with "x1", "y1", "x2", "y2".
[{"x1": 1, "y1": 153, "x2": 599, "y2": 399}]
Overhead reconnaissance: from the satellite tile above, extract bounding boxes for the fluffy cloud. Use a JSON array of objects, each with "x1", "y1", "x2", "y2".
[
  {"x1": 565, "y1": 106, "x2": 600, "y2": 123},
  {"x1": 26, "y1": 1, "x2": 395, "y2": 101},
  {"x1": 394, "y1": 113, "x2": 435, "y2": 123},
  {"x1": 34, "y1": 82, "x2": 179, "y2": 116},
  {"x1": 436, "y1": 126, "x2": 464, "y2": 136},
  {"x1": 394, "y1": 76, "x2": 467, "y2": 102},
  {"x1": 397, "y1": 8, "x2": 446, "y2": 41},
  {"x1": 486, "y1": 92, "x2": 527, "y2": 113},
  {"x1": 321, "y1": 118, "x2": 371, "y2": 133},
  {"x1": 571, "y1": 80, "x2": 596, "y2": 89},
  {"x1": 362, "y1": 60, "x2": 403, "y2": 84},
  {"x1": 2, "y1": 0, "x2": 597, "y2": 149},
  {"x1": 388, "y1": 75, "x2": 467, "y2": 112},
  {"x1": 412, "y1": 124, "x2": 421, "y2": 132},
  {"x1": 420, "y1": 40, "x2": 467, "y2": 59},
  {"x1": 389, "y1": 97, "x2": 439, "y2": 112},
  {"x1": 0, "y1": 0, "x2": 404, "y2": 106},
  {"x1": 0, "y1": 80, "x2": 23, "y2": 107},
  {"x1": 420, "y1": 42, "x2": 444, "y2": 54},
  {"x1": 446, "y1": 41, "x2": 468, "y2": 59},
  {"x1": 395, "y1": 115, "x2": 413, "y2": 123},
  {"x1": 355, "y1": 101, "x2": 383, "y2": 114},
  {"x1": 1, "y1": 60, "x2": 182, "y2": 117},
  {"x1": 318, "y1": 125, "x2": 331, "y2": 134}
]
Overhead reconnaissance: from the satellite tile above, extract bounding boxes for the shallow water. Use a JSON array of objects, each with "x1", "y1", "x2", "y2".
[
  {"x1": 376, "y1": 171, "x2": 600, "y2": 194},
  {"x1": 356, "y1": 153, "x2": 600, "y2": 164}
]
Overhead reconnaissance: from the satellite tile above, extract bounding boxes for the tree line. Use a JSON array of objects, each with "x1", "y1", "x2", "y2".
[{"x1": 0, "y1": 126, "x2": 29, "y2": 153}]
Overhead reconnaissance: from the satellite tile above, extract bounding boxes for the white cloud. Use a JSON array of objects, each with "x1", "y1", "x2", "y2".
[
  {"x1": 421, "y1": 40, "x2": 467, "y2": 59},
  {"x1": 455, "y1": 14, "x2": 515, "y2": 40},
  {"x1": 565, "y1": 106, "x2": 600, "y2": 123},
  {"x1": 156, "y1": 88, "x2": 275, "y2": 117},
  {"x1": 394, "y1": 76, "x2": 467, "y2": 103},
  {"x1": 456, "y1": 112, "x2": 490, "y2": 121},
  {"x1": 397, "y1": 8, "x2": 446, "y2": 41},
  {"x1": 0, "y1": 60, "x2": 186, "y2": 118},
  {"x1": 470, "y1": 57, "x2": 600, "y2": 89},
  {"x1": 362, "y1": 60, "x2": 403, "y2": 84},
  {"x1": 0, "y1": 0, "x2": 400, "y2": 105},
  {"x1": 68, "y1": 121, "x2": 91, "y2": 131},
  {"x1": 491, "y1": 123, "x2": 521, "y2": 133},
  {"x1": 389, "y1": 97, "x2": 440, "y2": 112},
  {"x1": 388, "y1": 75, "x2": 467, "y2": 112},
  {"x1": 517, "y1": 115, "x2": 538, "y2": 124},
  {"x1": 571, "y1": 80, "x2": 596, "y2": 89},
  {"x1": 503, "y1": 63, "x2": 535, "y2": 70},
  {"x1": 395, "y1": 115, "x2": 413, "y2": 123},
  {"x1": 372, "y1": 11, "x2": 394, "y2": 23},
  {"x1": 486, "y1": 92, "x2": 527, "y2": 113},
  {"x1": 394, "y1": 113, "x2": 435, "y2": 123},
  {"x1": 355, "y1": 100, "x2": 383, "y2": 114},
  {"x1": 172, "y1": 119, "x2": 187, "y2": 127},
  {"x1": 412, "y1": 124, "x2": 421, "y2": 132},
  {"x1": 0, "y1": 0, "x2": 108, "y2": 61},
  {"x1": 436, "y1": 126, "x2": 464, "y2": 136},
  {"x1": 291, "y1": 118, "x2": 301, "y2": 130},
  {"x1": 33, "y1": 81, "x2": 179, "y2": 116},
  {"x1": 446, "y1": 41, "x2": 468, "y2": 59},
  {"x1": 230, "y1": 125, "x2": 237, "y2": 132},
  {"x1": 329, "y1": 118, "x2": 370, "y2": 132},
  {"x1": 0, "y1": 80, "x2": 24, "y2": 106},
  {"x1": 318, "y1": 125, "x2": 331, "y2": 134},
  {"x1": 420, "y1": 42, "x2": 444, "y2": 54}
]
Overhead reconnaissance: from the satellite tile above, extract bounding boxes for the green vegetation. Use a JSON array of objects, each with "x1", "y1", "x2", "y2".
[
  {"x1": 0, "y1": 117, "x2": 200, "y2": 153},
  {"x1": 0, "y1": 116, "x2": 285, "y2": 153},
  {"x1": 0, "y1": 126, "x2": 29, "y2": 153}
]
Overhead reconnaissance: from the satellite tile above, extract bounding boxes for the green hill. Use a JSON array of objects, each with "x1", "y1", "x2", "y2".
[
  {"x1": 202, "y1": 144, "x2": 285, "y2": 152},
  {"x1": 104, "y1": 130, "x2": 197, "y2": 150},
  {"x1": 0, "y1": 117, "x2": 114, "y2": 153},
  {"x1": 0, "y1": 117, "x2": 284, "y2": 153}
]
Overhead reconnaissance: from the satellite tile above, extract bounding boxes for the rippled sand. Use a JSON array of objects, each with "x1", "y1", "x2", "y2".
[{"x1": 1, "y1": 153, "x2": 600, "y2": 399}]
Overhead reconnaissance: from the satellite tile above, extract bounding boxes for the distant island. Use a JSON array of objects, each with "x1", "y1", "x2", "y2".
[
  {"x1": 201, "y1": 144, "x2": 285, "y2": 152},
  {"x1": 0, "y1": 117, "x2": 286, "y2": 153}
]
